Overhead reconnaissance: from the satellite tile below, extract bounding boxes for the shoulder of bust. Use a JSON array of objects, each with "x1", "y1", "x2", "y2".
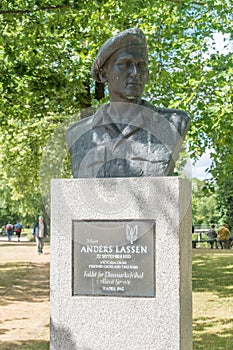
[
  {"x1": 67, "y1": 103, "x2": 109, "y2": 133},
  {"x1": 141, "y1": 99, "x2": 190, "y2": 136},
  {"x1": 142, "y1": 99, "x2": 190, "y2": 119},
  {"x1": 66, "y1": 114, "x2": 94, "y2": 149},
  {"x1": 67, "y1": 114, "x2": 93, "y2": 132},
  {"x1": 66, "y1": 104, "x2": 110, "y2": 148}
]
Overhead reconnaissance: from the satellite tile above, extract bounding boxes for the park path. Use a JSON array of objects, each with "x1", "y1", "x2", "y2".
[{"x1": 0, "y1": 236, "x2": 50, "y2": 348}]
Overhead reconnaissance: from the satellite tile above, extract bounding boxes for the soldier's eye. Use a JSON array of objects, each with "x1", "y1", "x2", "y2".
[
  {"x1": 138, "y1": 61, "x2": 147, "y2": 70},
  {"x1": 116, "y1": 60, "x2": 127, "y2": 67}
]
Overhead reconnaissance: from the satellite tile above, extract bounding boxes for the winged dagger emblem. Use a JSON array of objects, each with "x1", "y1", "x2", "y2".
[{"x1": 126, "y1": 224, "x2": 138, "y2": 245}]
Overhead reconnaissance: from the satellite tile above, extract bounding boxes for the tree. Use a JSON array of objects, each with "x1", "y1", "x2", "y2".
[
  {"x1": 192, "y1": 178, "x2": 220, "y2": 226},
  {"x1": 214, "y1": 176, "x2": 233, "y2": 230},
  {"x1": 0, "y1": 0, "x2": 232, "y2": 221}
]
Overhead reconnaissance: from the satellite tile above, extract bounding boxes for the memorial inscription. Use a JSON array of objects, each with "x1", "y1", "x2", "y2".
[{"x1": 72, "y1": 220, "x2": 155, "y2": 297}]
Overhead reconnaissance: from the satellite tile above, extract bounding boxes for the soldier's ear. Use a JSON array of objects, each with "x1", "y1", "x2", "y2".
[{"x1": 98, "y1": 68, "x2": 108, "y2": 83}]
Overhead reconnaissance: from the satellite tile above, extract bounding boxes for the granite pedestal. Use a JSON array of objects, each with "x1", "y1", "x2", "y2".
[{"x1": 50, "y1": 177, "x2": 192, "y2": 350}]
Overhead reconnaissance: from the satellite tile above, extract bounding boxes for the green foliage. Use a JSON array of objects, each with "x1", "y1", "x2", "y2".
[
  {"x1": 0, "y1": 0, "x2": 232, "y2": 221},
  {"x1": 215, "y1": 176, "x2": 233, "y2": 229},
  {"x1": 192, "y1": 178, "x2": 220, "y2": 225}
]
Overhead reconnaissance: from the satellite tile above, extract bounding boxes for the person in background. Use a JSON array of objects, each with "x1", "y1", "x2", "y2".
[
  {"x1": 207, "y1": 224, "x2": 218, "y2": 249},
  {"x1": 1, "y1": 225, "x2": 7, "y2": 235},
  {"x1": 217, "y1": 223, "x2": 231, "y2": 249},
  {"x1": 6, "y1": 222, "x2": 14, "y2": 241},
  {"x1": 15, "y1": 221, "x2": 23, "y2": 242},
  {"x1": 32, "y1": 216, "x2": 48, "y2": 255}
]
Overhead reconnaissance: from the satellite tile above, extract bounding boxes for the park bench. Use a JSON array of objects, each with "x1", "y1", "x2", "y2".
[
  {"x1": 192, "y1": 239, "x2": 232, "y2": 249},
  {"x1": 192, "y1": 239, "x2": 209, "y2": 248}
]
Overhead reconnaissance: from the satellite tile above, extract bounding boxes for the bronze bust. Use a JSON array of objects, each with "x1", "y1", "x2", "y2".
[{"x1": 67, "y1": 28, "x2": 190, "y2": 178}]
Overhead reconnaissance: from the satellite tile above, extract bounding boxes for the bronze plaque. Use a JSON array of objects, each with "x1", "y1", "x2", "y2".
[{"x1": 72, "y1": 220, "x2": 155, "y2": 297}]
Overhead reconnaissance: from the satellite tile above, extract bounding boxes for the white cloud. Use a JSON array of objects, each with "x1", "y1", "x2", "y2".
[
  {"x1": 212, "y1": 32, "x2": 233, "y2": 54},
  {"x1": 192, "y1": 150, "x2": 212, "y2": 180},
  {"x1": 204, "y1": 32, "x2": 233, "y2": 59}
]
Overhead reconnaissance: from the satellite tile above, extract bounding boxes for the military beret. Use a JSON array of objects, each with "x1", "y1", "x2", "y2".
[{"x1": 91, "y1": 28, "x2": 148, "y2": 82}]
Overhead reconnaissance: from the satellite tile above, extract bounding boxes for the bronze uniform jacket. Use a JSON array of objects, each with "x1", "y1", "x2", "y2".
[{"x1": 67, "y1": 101, "x2": 190, "y2": 178}]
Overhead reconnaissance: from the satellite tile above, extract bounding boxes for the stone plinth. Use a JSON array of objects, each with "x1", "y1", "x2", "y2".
[{"x1": 50, "y1": 177, "x2": 192, "y2": 350}]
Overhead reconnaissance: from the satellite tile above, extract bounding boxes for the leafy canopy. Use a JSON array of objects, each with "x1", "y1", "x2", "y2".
[{"x1": 0, "y1": 0, "x2": 232, "y2": 223}]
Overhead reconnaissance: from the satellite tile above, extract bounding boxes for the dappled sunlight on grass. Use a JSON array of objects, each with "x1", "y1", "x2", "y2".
[
  {"x1": 193, "y1": 251, "x2": 233, "y2": 298},
  {"x1": 0, "y1": 242, "x2": 233, "y2": 349},
  {"x1": 193, "y1": 250, "x2": 233, "y2": 349},
  {"x1": 0, "y1": 262, "x2": 49, "y2": 306},
  {"x1": 0, "y1": 340, "x2": 49, "y2": 350}
]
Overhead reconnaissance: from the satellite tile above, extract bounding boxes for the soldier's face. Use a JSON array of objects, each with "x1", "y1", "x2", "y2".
[{"x1": 103, "y1": 47, "x2": 148, "y2": 103}]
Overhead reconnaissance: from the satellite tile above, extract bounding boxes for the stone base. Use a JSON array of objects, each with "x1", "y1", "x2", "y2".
[{"x1": 50, "y1": 177, "x2": 192, "y2": 350}]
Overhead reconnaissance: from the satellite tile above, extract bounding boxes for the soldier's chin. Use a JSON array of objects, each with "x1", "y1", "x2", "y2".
[
  {"x1": 126, "y1": 96, "x2": 142, "y2": 103},
  {"x1": 126, "y1": 96, "x2": 137, "y2": 100},
  {"x1": 126, "y1": 93, "x2": 141, "y2": 100},
  {"x1": 125, "y1": 88, "x2": 143, "y2": 100}
]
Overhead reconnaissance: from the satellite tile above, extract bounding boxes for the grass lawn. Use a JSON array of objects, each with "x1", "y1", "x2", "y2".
[
  {"x1": 193, "y1": 249, "x2": 233, "y2": 349},
  {"x1": 0, "y1": 241, "x2": 233, "y2": 349},
  {"x1": 0, "y1": 341, "x2": 49, "y2": 350},
  {"x1": 0, "y1": 242, "x2": 50, "y2": 350}
]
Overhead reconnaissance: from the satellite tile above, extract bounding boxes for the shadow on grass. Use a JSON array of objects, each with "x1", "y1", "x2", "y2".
[
  {"x1": 0, "y1": 242, "x2": 34, "y2": 247},
  {"x1": 0, "y1": 340, "x2": 49, "y2": 350},
  {"x1": 194, "y1": 316, "x2": 233, "y2": 332},
  {"x1": 193, "y1": 319, "x2": 233, "y2": 350},
  {"x1": 193, "y1": 251, "x2": 233, "y2": 349},
  {"x1": 0, "y1": 262, "x2": 49, "y2": 306},
  {"x1": 0, "y1": 241, "x2": 49, "y2": 247},
  {"x1": 192, "y1": 251, "x2": 233, "y2": 298}
]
